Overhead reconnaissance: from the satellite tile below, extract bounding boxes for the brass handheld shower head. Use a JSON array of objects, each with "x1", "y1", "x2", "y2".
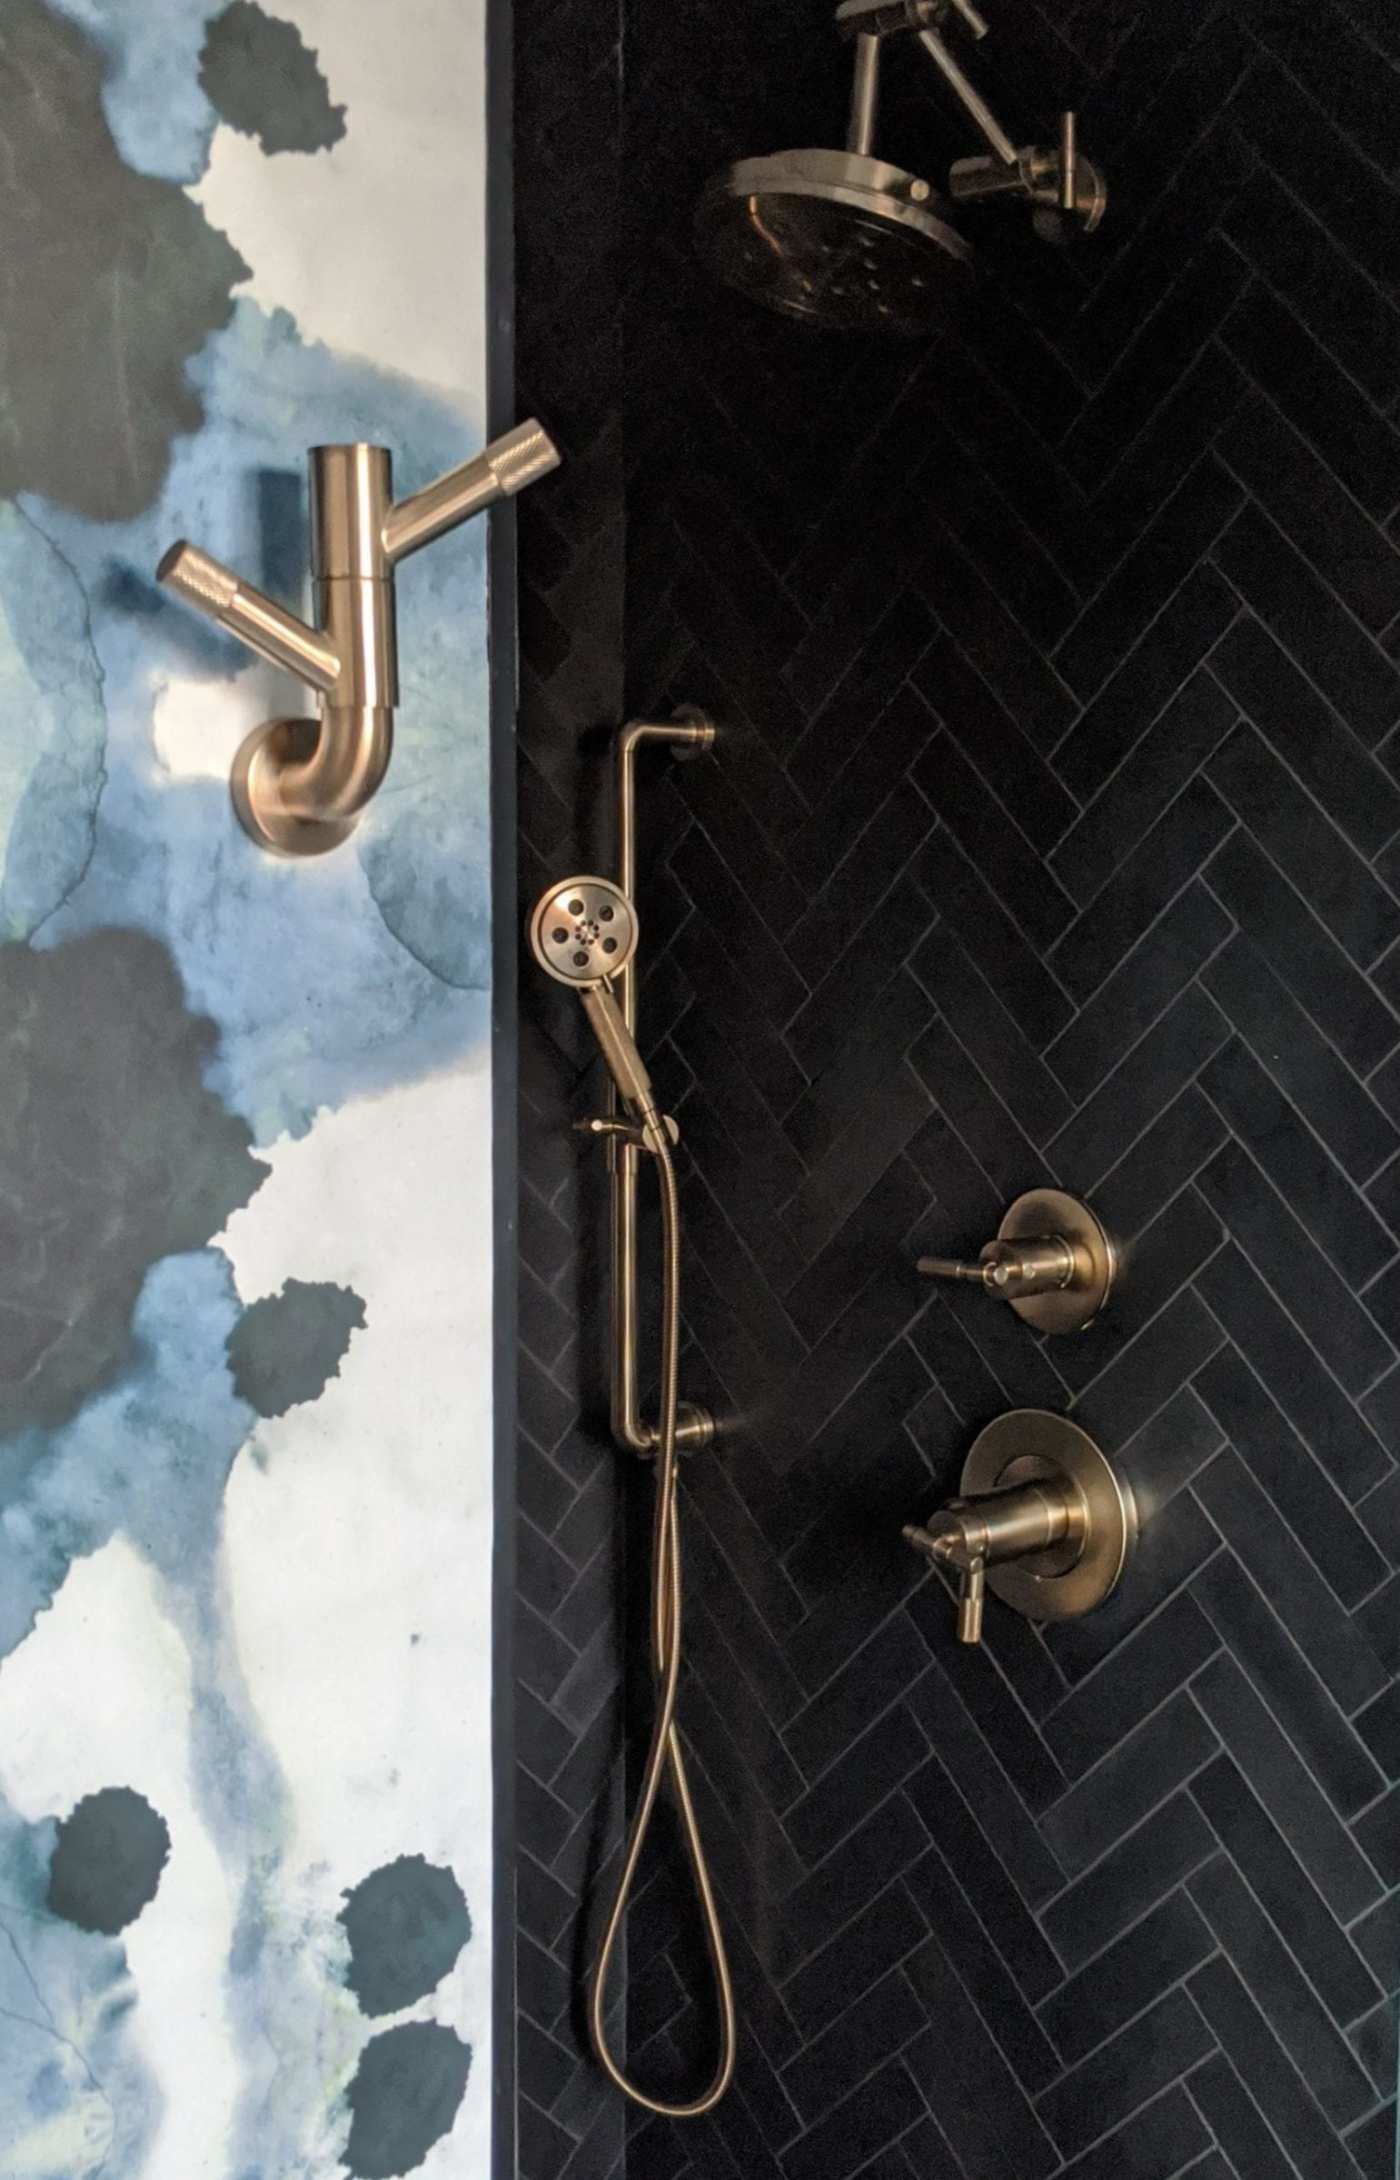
[{"x1": 529, "y1": 877, "x2": 666, "y2": 1148}]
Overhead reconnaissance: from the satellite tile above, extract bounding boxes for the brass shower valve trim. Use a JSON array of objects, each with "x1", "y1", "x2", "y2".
[
  {"x1": 158, "y1": 422, "x2": 560, "y2": 857},
  {"x1": 918, "y1": 1187, "x2": 1117, "y2": 1335},
  {"x1": 905, "y1": 1410, "x2": 1137, "y2": 1644}
]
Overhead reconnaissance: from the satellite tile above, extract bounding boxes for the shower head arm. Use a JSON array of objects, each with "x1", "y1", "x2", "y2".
[{"x1": 914, "y1": 25, "x2": 1018, "y2": 167}]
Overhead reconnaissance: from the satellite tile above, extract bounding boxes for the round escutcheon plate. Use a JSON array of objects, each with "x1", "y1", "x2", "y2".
[
  {"x1": 997, "y1": 1188, "x2": 1117, "y2": 1335},
  {"x1": 961, "y1": 1409, "x2": 1136, "y2": 1623}
]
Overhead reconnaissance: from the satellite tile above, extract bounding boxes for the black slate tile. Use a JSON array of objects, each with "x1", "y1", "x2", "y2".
[
  {"x1": 910, "y1": 1838, "x2": 1062, "y2": 2092},
  {"x1": 1217, "y1": 408, "x2": 1400, "y2": 639},
  {"x1": 1355, "y1": 1783, "x2": 1400, "y2": 1891},
  {"x1": 1050, "y1": 778, "x2": 1235, "y2": 1003},
  {"x1": 1065, "y1": 229, "x2": 1250, "y2": 489},
  {"x1": 1222, "y1": 280, "x2": 1400, "y2": 522},
  {"x1": 1042, "y1": 1688, "x2": 1220, "y2": 1878},
  {"x1": 1186, "y1": 2051, "x2": 1296, "y2": 2180},
  {"x1": 1051, "y1": 563, "x2": 1238, "y2": 800},
  {"x1": 1210, "y1": 724, "x2": 1400, "y2": 968},
  {"x1": 1090, "y1": 1086, "x2": 1229, "y2": 1242},
  {"x1": 1072, "y1": 1286, "x2": 1226, "y2": 1451},
  {"x1": 1189, "y1": 1853, "x2": 1377, "y2": 2127},
  {"x1": 915, "y1": 631, "x2": 1079, "y2": 854},
  {"x1": 1036, "y1": 1990, "x2": 1215, "y2": 2163},
  {"x1": 1191, "y1": 1554, "x2": 1385, "y2": 1820},
  {"x1": 911, "y1": 927, "x2": 1071, "y2": 1142},
  {"x1": 1049, "y1": 670, "x2": 1239, "y2": 911},
  {"x1": 1186, "y1": 1648, "x2": 1386, "y2": 1927},
  {"x1": 1216, "y1": 504, "x2": 1400, "y2": 746},
  {"x1": 780, "y1": 1699, "x2": 928, "y2": 1870},
  {"x1": 1200, "y1": 1036, "x2": 1396, "y2": 1284},
  {"x1": 1196, "y1": 1246, "x2": 1392, "y2": 1505},
  {"x1": 1203, "y1": 932, "x2": 1399, "y2": 1189},
  {"x1": 778, "y1": 1969, "x2": 924, "y2": 2131},
  {"x1": 1196, "y1": 1140, "x2": 1395, "y2": 1397},
  {"x1": 907, "y1": 1660, "x2": 1066, "y2": 1904},
  {"x1": 918, "y1": 827, "x2": 1075, "y2": 1047},
  {"x1": 781, "y1": 1881, "x2": 927, "y2": 2042},
  {"x1": 1056, "y1": 2084, "x2": 1212, "y2": 2180},
  {"x1": 1225, "y1": 166, "x2": 1400, "y2": 411},
  {"x1": 1189, "y1": 1953, "x2": 1368, "y2": 2180},
  {"x1": 904, "y1": 1949, "x2": 1060, "y2": 2180},
  {"x1": 1049, "y1": 983, "x2": 1230, "y2": 1186},
  {"x1": 780, "y1": 2057, "x2": 924, "y2": 2180},
  {"x1": 1057, "y1": 458, "x2": 1245, "y2": 700},
  {"x1": 915, "y1": 730, "x2": 1077, "y2": 954},
  {"x1": 1046, "y1": 884, "x2": 1232, "y2": 1110},
  {"x1": 1206, "y1": 828, "x2": 1399, "y2": 1076},
  {"x1": 914, "y1": 523, "x2": 1080, "y2": 757},
  {"x1": 1047, "y1": 1587, "x2": 1221, "y2": 1778},
  {"x1": 903, "y1": 1756, "x2": 1065, "y2": 2001},
  {"x1": 1043, "y1": 1791, "x2": 1218, "y2": 1973},
  {"x1": 1038, "y1": 1890, "x2": 1216, "y2": 2067}
]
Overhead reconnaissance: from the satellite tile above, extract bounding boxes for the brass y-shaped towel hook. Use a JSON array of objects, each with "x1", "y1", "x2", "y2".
[{"x1": 158, "y1": 420, "x2": 560, "y2": 856}]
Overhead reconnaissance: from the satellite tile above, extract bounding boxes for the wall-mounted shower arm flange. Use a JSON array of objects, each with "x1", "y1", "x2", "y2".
[
  {"x1": 833, "y1": 0, "x2": 1104, "y2": 233},
  {"x1": 158, "y1": 421, "x2": 560, "y2": 857}
]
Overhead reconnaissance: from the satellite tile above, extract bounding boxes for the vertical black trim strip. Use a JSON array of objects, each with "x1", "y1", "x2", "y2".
[{"x1": 485, "y1": 0, "x2": 518, "y2": 2173}]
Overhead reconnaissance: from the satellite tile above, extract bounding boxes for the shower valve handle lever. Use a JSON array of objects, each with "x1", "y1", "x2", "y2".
[
  {"x1": 904, "y1": 1518, "x2": 988, "y2": 1642},
  {"x1": 918, "y1": 1191, "x2": 1118, "y2": 1336},
  {"x1": 919, "y1": 1235, "x2": 1078, "y2": 1299}
]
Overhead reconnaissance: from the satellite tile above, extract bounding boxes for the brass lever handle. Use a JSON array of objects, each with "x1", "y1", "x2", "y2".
[
  {"x1": 917, "y1": 1189, "x2": 1116, "y2": 1336},
  {"x1": 918, "y1": 1235, "x2": 1077, "y2": 1297},
  {"x1": 904, "y1": 1521, "x2": 987, "y2": 1641},
  {"x1": 905, "y1": 1411, "x2": 1137, "y2": 1646}
]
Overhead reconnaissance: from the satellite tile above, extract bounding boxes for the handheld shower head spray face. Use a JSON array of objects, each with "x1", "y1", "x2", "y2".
[
  {"x1": 529, "y1": 878, "x2": 664, "y2": 1141},
  {"x1": 530, "y1": 876, "x2": 639, "y2": 986}
]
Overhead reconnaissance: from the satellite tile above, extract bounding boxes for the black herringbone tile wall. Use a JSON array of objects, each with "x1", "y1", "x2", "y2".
[
  {"x1": 514, "y1": 4, "x2": 630, "y2": 2176},
  {"x1": 610, "y1": 2, "x2": 1400, "y2": 2177}
]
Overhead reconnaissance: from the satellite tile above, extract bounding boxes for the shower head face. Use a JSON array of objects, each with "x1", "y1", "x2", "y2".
[
  {"x1": 696, "y1": 149, "x2": 973, "y2": 334},
  {"x1": 530, "y1": 876, "x2": 639, "y2": 988}
]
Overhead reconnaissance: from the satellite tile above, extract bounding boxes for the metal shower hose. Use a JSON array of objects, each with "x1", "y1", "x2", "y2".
[{"x1": 586, "y1": 1132, "x2": 738, "y2": 2116}]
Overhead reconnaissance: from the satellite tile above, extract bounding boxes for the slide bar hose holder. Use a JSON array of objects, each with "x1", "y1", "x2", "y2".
[{"x1": 157, "y1": 420, "x2": 561, "y2": 857}]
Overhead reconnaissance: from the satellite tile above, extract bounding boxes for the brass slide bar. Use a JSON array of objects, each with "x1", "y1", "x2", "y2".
[{"x1": 610, "y1": 713, "x2": 717, "y2": 1455}]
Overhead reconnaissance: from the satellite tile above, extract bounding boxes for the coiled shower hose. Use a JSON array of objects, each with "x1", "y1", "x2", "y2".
[{"x1": 586, "y1": 1132, "x2": 737, "y2": 2117}]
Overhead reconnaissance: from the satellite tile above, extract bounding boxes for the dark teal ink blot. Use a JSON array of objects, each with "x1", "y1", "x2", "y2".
[
  {"x1": 0, "y1": 0, "x2": 248, "y2": 518},
  {"x1": 344, "y1": 2023, "x2": 471, "y2": 2178},
  {"x1": 0, "y1": 929, "x2": 267, "y2": 1438},
  {"x1": 47, "y1": 1787, "x2": 171, "y2": 1935},
  {"x1": 339, "y1": 1856, "x2": 471, "y2": 2018},
  {"x1": 226, "y1": 1279, "x2": 366, "y2": 1418},
  {"x1": 200, "y1": 2, "x2": 346, "y2": 156}
]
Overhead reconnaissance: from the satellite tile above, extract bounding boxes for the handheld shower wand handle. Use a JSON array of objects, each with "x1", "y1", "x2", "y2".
[{"x1": 581, "y1": 982, "x2": 669, "y2": 1152}]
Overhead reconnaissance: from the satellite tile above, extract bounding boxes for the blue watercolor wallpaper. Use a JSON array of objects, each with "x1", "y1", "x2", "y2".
[{"x1": 0, "y1": 1, "x2": 496, "y2": 2172}]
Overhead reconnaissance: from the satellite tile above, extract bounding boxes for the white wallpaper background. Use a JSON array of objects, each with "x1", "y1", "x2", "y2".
[{"x1": 0, "y1": 2, "x2": 497, "y2": 2173}]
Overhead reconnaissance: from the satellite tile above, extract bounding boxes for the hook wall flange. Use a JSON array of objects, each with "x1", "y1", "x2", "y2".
[{"x1": 231, "y1": 717, "x2": 358, "y2": 858}]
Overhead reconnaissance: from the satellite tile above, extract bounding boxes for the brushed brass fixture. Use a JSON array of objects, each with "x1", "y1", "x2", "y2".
[
  {"x1": 918, "y1": 1187, "x2": 1116, "y2": 1335},
  {"x1": 905, "y1": 1409, "x2": 1135, "y2": 1642},
  {"x1": 158, "y1": 422, "x2": 560, "y2": 856},
  {"x1": 527, "y1": 819, "x2": 736, "y2": 2120},
  {"x1": 696, "y1": 0, "x2": 1105, "y2": 333},
  {"x1": 610, "y1": 712, "x2": 717, "y2": 1456}
]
